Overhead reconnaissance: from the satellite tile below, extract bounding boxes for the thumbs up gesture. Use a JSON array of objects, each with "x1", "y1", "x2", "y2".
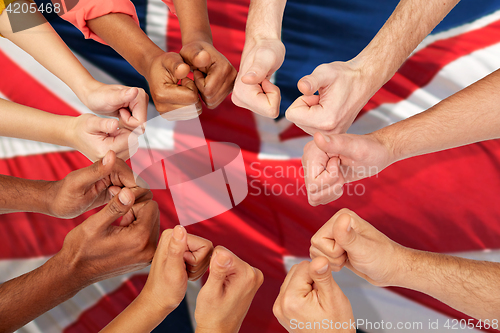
[
  {"x1": 273, "y1": 257, "x2": 355, "y2": 333},
  {"x1": 310, "y1": 209, "x2": 407, "y2": 287}
]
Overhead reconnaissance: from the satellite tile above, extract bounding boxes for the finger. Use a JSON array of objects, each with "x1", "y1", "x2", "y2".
[
  {"x1": 285, "y1": 95, "x2": 321, "y2": 128},
  {"x1": 198, "y1": 66, "x2": 236, "y2": 109},
  {"x1": 120, "y1": 88, "x2": 149, "y2": 129},
  {"x1": 180, "y1": 43, "x2": 211, "y2": 69},
  {"x1": 165, "y1": 225, "x2": 189, "y2": 277},
  {"x1": 204, "y1": 247, "x2": 235, "y2": 295},
  {"x1": 90, "y1": 187, "x2": 135, "y2": 229},
  {"x1": 107, "y1": 157, "x2": 138, "y2": 189},
  {"x1": 184, "y1": 235, "x2": 213, "y2": 281},
  {"x1": 78, "y1": 150, "x2": 116, "y2": 191},
  {"x1": 331, "y1": 210, "x2": 366, "y2": 254},
  {"x1": 309, "y1": 256, "x2": 343, "y2": 308},
  {"x1": 161, "y1": 52, "x2": 191, "y2": 80},
  {"x1": 241, "y1": 48, "x2": 279, "y2": 85},
  {"x1": 314, "y1": 132, "x2": 351, "y2": 157},
  {"x1": 284, "y1": 261, "x2": 313, "y2": 298},
  {"x1": 89, "y1": 117, "x2": 119, "y2": 134},
  {"x1": 298, "y1": 65, "x2": 334, "y2": 96}
]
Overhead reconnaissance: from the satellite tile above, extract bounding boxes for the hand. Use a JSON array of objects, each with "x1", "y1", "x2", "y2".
[
  {"x1": 273, "y1": 257, "x2": 355, "y2": 333},
  {"x1": 232, "y1": 38, "x2": 285, "y2": 118},
  {"x1": 180, "y1": 41, "x2": 237, "y2": 109},
  {"x1": 140, "y1": 226, "x2": 213, "y2": 314},
  {"x1": 286, "y1": 60, "x2": 378, "y2": 135},
  {"x1": 145, "y1": 51, "x2": 202, "y2": 119},
  {"x1": 68, "y1": 114, "x2": 138, "y2": 162},
  {"x1": 309, "y1": 209, "x2": 407, "y2": 287},
  {"x1": 302, "y1": 131, "x2": 393, "y2": 205},
  {"x1": 195, "y1": 246, "x2": 264, "y2": 333},
  {"x1": 59, "y1": 186, "x2": 159, "y2": 285},
  {"x1": 82, "y1": 82, "x2": 149, "y2": 131},
  {"x1": 47, "y1": 151, "x2": 138, "y2": 219}
]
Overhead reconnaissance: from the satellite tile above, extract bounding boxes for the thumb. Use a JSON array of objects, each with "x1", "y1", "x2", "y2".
[
  {"x1": 241, "y1": 50, "x2": 277, "y2": 85},
  {"x1": 313, "y1": 132, "x2": 351, "y2": 156},
  {"x1": 121, "y1": 87, "x2": 139, "y2": 104},
  {"x1": 181, "y1": 43, "x2": 211, "y2": 69},
  {"x1": 164, "y1": 225, "x2": 188, "y2": 273},
  {"x1": 93, "y1": 117, "x2": 119, "y2": 134},
  {"x1": 88, "y1": 187, "x2": 135, "y2": 229},
  {"x1": 204, "y1": 247, "x2": 233, "y2": 294},
  {"x1": 298, "y1": 66, "x2": 333, "y2": 96},
  {"x1": 309, "y1": 256, "x2": 341, "y2": 303},
  {"x1": 79, "y1": 150, "x2": 116, "y2": 188},
  {"x1": 331, "y1": 212, "x2": 363, "y2": 253}
]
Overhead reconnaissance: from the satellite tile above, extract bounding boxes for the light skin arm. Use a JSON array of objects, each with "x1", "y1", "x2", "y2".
[
  {"x1": 310, "y1": 209, "x2": 500, "y2": 322},
  {"x1": 286, "y1": 0, "x2": 460, "y2": 135},
  {"x1": 231, "y1": 0, "x2": 287, "y2": 118},
  {"x1": 304, "y1": 67, "x2": 500, "y2": 205},
  {"x1": 0, "y1": 3, "x2": 148, "y2": 128}
]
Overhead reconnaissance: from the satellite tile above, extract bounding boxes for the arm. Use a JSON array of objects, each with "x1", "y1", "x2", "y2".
[
  {"x1": 231, "y1": 0, "x2": 287, "y2": 118},
  {"x1": 100, "y1": 227, "x2": 213, "y2": 333},
  {"x1": 0, "y1": 99, "x2": 134, "y2": 161},
  {"x1": 0, "y1": 186, "x2": 158, "y2": 332},
  {"x1": 0, "y1": 2, "x2": 148, "y2": 129},
  {"x1": 310, "y1": 209, "x2": 500, "y2": 322},
  {"x1": 286, "y1": 0, "x2": 460, "y2": 135},
  {"x1": 303, "y1": 67, "x2": 500, "y2": 205}
]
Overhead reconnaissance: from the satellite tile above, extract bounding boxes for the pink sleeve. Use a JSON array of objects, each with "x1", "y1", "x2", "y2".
[
  {"x1": 61, "y1": 0, "x2": 140, "y2": 45},
  {"x1": 162, "y1": 0, "x2": 176, "y2": 15}
]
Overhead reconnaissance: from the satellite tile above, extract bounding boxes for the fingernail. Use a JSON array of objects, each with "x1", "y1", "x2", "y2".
[
  {"x1": 244, "y1": 71, "x2": 257, "y2": 78},
  {"x1": 316, "y1": 263, "x2": 329, "y2": 275},
  {"x1": 347, "y1": 217, "x2": 353, "y2": 232},
  {"x1": 102, "y1": 152, "x2": 111, "y2": 166},
  {"x1": 109, "y1": 187, "x2": 120, "y2": 197},
  {"x1": 320, "y1": 132, "x2": 331, "y2": 143},
  {"x1": 118, "y1": 190, "x2": 132, "y2": 205},
  {"x1": 173, "y1": 225, "x2": 185, "y2": 241},
  {"x1": 303, "y1": 80, "x2": 313, "y2": 92},
  {"x1": 215, "y1": 252, "x2": 232, "y2": 267}
]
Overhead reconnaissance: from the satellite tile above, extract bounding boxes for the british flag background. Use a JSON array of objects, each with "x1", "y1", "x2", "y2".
[{"x1": 1, "y1": 0, "x2": 500, "y2": 332}]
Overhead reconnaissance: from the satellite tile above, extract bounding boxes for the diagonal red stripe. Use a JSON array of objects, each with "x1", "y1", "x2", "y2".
[{"x1": 0, "y1": 49, "x2": 81, "y2": 117}]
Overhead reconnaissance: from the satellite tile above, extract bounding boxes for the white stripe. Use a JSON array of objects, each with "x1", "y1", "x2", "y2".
[
  {"x1": 0, "y1": 136, "x2": 74, "y2": 159},
  {"x1": 0, "y1": 256, "x2": 151, "y2": 333},
  {"x1": 348, "y1": 41, "x2": 500, "y2": 135},
  {"x1": 413, "y1": 9, "x2": 500, "y2": 54},
  {"x1": 146, "y1": 0, "x2": 169, "y2": 52},
  {"x1": 283, "y1": 249, "x2": 500, "y2": 333},
  {"x1": 0, "y1": 38, "x2": 88, "y2": 115}
]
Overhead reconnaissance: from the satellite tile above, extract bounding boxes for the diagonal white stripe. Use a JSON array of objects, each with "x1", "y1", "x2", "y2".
[{"x1": 146, "y1": 0, "x2": 169, "y2": 52}]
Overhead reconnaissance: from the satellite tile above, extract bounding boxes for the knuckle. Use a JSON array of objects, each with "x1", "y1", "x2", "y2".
[{"x1": 108, "y1": 200, "x2": 126, "y2": 216}]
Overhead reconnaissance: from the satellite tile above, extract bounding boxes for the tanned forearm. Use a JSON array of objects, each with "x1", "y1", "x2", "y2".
[
  {"x1": 171, "y1": 0, "x2": 212, "y2": 45},
  {"x1": 375, "y1": 68, "x2": 500, "y2": 163},
  {"x1": 0, "y1": 252, "x2": 83, "y2": 332},
  {"x1": 396, "y1": 249, "x2": 500, "y2": 321},
  {"x1": 354, "y1": 0, "x2": 460, "y2": 88},
  {"x1": 0, "y1": 175, "x2": 53, "y2": 215},
  {"x1": 245, "y1": 0, "x2": 287, "y2": 41},
  {"x1": 87, "y1": 13, "x2": 164, "y2": 77}
]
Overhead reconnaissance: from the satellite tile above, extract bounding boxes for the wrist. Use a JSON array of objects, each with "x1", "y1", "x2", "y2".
[
  {"x1": 350, "y1": 50, "x2": 394, "y2": 92},
  {"x1": 370, "y1": 128, "x2": 398, "y2": 166},
  {"x1": 135, "y1": 292, "x2": 172, "y2": 320},
  {"x1": 49, "y1": 249, "x2": 88, "y2": 294},
  {"x1": 182, "y1": 31, "x2": 213, "y2": 46}
]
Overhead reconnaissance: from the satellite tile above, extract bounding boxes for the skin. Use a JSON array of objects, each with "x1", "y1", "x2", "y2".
[
  {"x1": 0, "y1": 151, "x2": 136, "y2": 217},
  {"x1": 0, "y1": 99, "x2": 137, "y2": 161},
  {"x1": 274, "y1": 257, "x2": 355, "y2": 333},
  {"x1": 0, "y1": 184, "x2": 160, "y2": 332},
  {"x1": 0, "y1": 1, "x2": 149, "y2": 130},
  {"x1": 286, "y1": 0, "x2": 461, "y2": 135},
  {"x1": 231, "y1": 0, "x2": 286, "y2": 118},
  {"x1": 86, "y1": 0, "x2": 236, "y2": 117},
  {"x1": 310, "y1": 209, "x2": 500, "y2": 322},
  {"x1": 303, "y1": 67, "x2": 500, "y2": 205},
  {"x1": 100, "y1": 226, "x2": 214, "y2": 333}
]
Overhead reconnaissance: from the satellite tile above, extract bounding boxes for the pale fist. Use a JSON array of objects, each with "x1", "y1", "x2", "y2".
[
  {"x1": 232, "y1": 38, "x2": 286, "y2": 118},
  {"x1": 195, "y1": 246, "x2": 264, "y2": 333},
  {"x1": 274, "y1": 257, "x2": 355, "y2": 333}
]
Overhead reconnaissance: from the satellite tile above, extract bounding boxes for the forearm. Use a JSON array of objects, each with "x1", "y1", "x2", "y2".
[
  {"x1": 0, "y1": 252, "x2": 83, "y2": 332},
  {"x1": 375, "y1": 68, "x2": 500, "y2": 163},
  {"x1": 0, "y1": 99, "x2": 74, "y2": 147},
  {"x1": 245, "y1": 0, "x2": 286, "y2": 41},
  {"x1": 0, "y1": 1, "x2": 101, "y2": 104},
  {"x1": 172, "y1": 0, "x2": 212, "y2": 44},
  {"x1": 353, "y1": 0, "x2": 460, "y2": 87},
  {"x1": 0, "y1": 174, "x2": 54, "y2": 215},
  {"x1": 395, "y1": 248, "x2": 500, "y2": 321},
  {"x1": 100, "y1": 294, "x2": 170, "y2": 333},
  {"x1": 87, "y1": 13, "x2": 164, "y2": 77}
]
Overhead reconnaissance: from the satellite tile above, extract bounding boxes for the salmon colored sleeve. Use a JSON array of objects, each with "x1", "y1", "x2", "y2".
[
  {"x1": 60, "y1": 0, "x2": 140, "y2": 44},
  {"x1": 162, "y1": 0, "x2": 176, "y2": 15}
]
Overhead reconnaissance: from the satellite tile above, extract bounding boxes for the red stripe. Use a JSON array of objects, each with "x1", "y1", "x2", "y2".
[
  {"x1": 280, "y1": 20, "x2": 500, "y2": 141},
  {"x1": 0, "y1": 49, "x2": 81, "y2": 117}
]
